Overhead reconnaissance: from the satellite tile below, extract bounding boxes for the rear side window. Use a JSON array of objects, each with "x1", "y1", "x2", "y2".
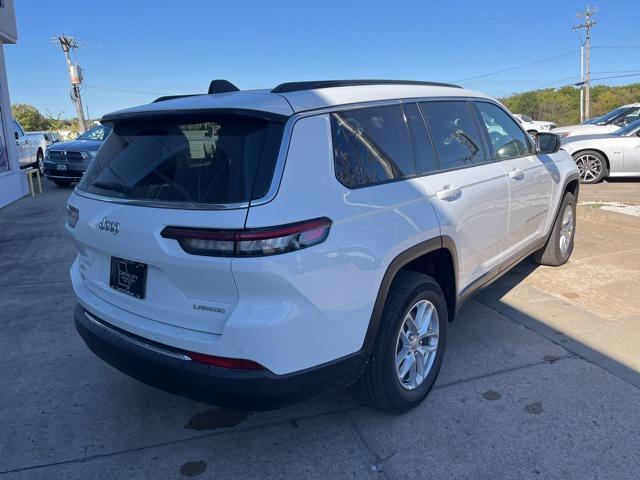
[
  {"x1": 475, "y1": 102, "x2": 533, "y2": 160},
  {"x1": 403, "y1": 103, "x2": 439, "y2": 174},
  {"x1": 419, "y1": 101, "x2": 485, "y2": 169},
  {"x1": 78, "y1": 115, "x2": 284, "y2": 205},
  {"x1": 331, "y1": 105, "x2": 415, "y2": 188}
]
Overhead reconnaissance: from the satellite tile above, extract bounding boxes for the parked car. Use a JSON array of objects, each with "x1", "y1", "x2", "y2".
[
  {"x1": 29, "y1": 130, "x2": 62, "y2": 147},
  {"x1": 561, "y1": 118, "x2": 640, "y2": 183},
  {"x1": 67, "y1": 79, "x2": 579, "y2": 412},
  {"x1": 44, "y1": 124, "x2": 111, "y2": 187},
  {"x1": 552, "y1": 103, "x2": 640, "y2": 138},
  {"x1": 513, "y1": 114, "x2": 556, "y2": 134},
  {"x1": 14, "y1": 120, "x2": 47, "y2": 175}
]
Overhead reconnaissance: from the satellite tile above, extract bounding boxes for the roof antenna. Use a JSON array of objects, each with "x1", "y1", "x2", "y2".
[{"x1": 208, "y1": 79, "x2": 240, "y2": 94}]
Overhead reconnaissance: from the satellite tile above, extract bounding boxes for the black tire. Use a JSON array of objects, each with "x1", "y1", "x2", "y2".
[
  {"x1": 53, "y1": 179, "x2": 72, "y2": 187},
  {"x1": 36, "y1": 150, "x2": 44, "y2": 176},
  {"x1": 358, "y1": 271, "x2": 447, "y2": 413},
  {"x1": 572, "y1": 150, "x2": 608, "y2": 184},
  {"x1": 533, "y1": 192, "x2": 576, "y2": 266}
]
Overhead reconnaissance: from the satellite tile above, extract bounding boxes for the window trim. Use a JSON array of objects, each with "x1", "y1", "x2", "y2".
[
  {"x1": 401, "y1": 102, "x2": 440, "y2": 175},
  {"x1": 324, "y1": 96, "x2": 545, "y2": 191},
  {"x1": 471, "y1": 100, "x2": 536, "y2": 162}
]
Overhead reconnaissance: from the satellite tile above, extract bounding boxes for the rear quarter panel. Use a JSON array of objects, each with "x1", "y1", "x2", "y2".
[{"x1": 243, "y1": 114, "x2": 441, "y2": 365}]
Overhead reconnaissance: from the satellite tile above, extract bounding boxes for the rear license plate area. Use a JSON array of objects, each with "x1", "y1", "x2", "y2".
[{"x1": 109, "y1": 257, "x2": 147, "y2": 299}]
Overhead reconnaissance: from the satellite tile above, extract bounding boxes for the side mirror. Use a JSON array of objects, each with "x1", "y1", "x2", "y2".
[
  {"x1": 14, "y1": 131, "x2": 19, "y2": 140},
  {"x1": 536, "y1": 132, "x2": 561, "y2": 154}
]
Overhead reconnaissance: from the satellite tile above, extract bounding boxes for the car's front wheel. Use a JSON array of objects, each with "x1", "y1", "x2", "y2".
[
  {"x1": 359, "y1": 271, "x2": 447, "y2": 412},
  {"x1": 36, "y1": 151, "x2": 44, "y2": 176},
  {"x1": 534, "y1": 191, "x2": 576, "y2": 266},
  {"x1": 573, "y1": 150, "x2": 608, "y2": 183}
]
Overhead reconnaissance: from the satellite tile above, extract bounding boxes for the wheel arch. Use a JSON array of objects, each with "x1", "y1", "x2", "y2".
[{"x1": 362, "y1": 236, "x2": 459, "y2": 354}]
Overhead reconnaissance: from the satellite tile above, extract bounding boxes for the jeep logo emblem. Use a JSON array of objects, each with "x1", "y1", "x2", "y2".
[{"x1": 98, "y1": 217, "x2": 120, "y2": 235}]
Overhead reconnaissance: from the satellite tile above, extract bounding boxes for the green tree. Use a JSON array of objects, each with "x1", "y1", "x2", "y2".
[
  {"x1": 11, "y1": 104, "x2": 50, "y2": 131},
  {"x1": 43, "y1": 110, "x2": 67, "y2": 132},
  {"x1": 500, "y1": 82, "x2": 640, "y2": 127}
]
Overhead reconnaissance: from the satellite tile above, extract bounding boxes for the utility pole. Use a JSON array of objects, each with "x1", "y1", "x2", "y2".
[
  {"x1": 573, "y1": 7, "x2": 597, "y2": 120},
  {"x1": 51, "y1": 35, "x2": 88, "y2": 132},
  {"x1": 580, "y1": 46, "x2": 584, "y2": 122}
]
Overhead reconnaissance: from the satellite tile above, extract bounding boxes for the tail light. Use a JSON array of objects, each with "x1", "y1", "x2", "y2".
[
  {"x1": 161, "y1": 217, "x2": 332, "y2": 257},
  {"x1": 66, "y1": 204, "x2": 79, "y2": 228}
]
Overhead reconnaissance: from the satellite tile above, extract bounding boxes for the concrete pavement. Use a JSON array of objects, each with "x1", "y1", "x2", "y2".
[{"x1": 1, "y1": 181, "x2": 639, "y2": 479}]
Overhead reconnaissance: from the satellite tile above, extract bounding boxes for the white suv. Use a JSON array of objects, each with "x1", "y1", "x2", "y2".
[{"x1": 67, "y1": 80, "x2": 579, "y2": 412}]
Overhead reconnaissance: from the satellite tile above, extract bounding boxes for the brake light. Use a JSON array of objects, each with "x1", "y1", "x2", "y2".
[
  {"x1": 161, "y1": 217, "x2": 332, "y2": 257},
  {"x1": 187, "y1": 351, "x2": 265, "y2": 370}
]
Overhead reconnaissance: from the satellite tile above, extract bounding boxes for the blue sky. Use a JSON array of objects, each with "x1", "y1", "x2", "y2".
[{"x1": 5, "y1": 0, "x2": 640, "y2": 118}]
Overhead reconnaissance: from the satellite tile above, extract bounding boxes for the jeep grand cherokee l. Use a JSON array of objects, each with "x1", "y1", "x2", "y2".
[{"x1": 67, "y1": 79, "x2": 579, "y2": 412}]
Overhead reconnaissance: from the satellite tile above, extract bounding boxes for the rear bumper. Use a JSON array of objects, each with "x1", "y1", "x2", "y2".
[{"x1": 74, "y1": 304, "x2": 367, "y2": 410}]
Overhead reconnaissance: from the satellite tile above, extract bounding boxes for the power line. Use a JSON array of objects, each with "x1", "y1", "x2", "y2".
[
  {"x1": 454, "y1": 50, "x2": 579, "y2": 83},
  {"x1": 592, "y1": 45, "x2": 640, "y2": 49},
  {"x1": 533, "y1": 76, "x2": 580, "y2": 90},
  {"x1": 84, "y1": 84, "x2": 168, "y2": 95},
  {"x1": 531, "y1": 72, "x2": 640, "y2": 92},
  {"x1": 590, "y1": 73, "x2": 640, "y2": 82}
]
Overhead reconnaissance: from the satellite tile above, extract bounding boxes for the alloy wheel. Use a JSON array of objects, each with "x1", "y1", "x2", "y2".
[
  {"x1": 395, "y1": 299, "x2": 440, "y2": 390},
  {"x1": 559, "y1": 204, "x2": 574, "y2": 255},
  {"x1": 575, "y1": 154, "x2": 602, "y2": 182}
]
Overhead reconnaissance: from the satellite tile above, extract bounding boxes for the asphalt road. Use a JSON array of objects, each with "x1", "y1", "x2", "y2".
[{"x1": 1, "y1": 180, "x2": 639, "y2": 479}]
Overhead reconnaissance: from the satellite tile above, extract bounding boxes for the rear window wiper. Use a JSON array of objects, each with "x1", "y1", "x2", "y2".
[{"x1": 92, "y1": 181, "x2": 130, "y2": 194}]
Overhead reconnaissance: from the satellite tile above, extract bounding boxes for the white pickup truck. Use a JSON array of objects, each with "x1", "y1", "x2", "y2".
[{"x1": 13, "y1": 120, "x2": 47, "y2": 175}]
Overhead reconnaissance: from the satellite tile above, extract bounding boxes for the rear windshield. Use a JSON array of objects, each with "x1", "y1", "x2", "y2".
[{"x1": 78, "y1": 115, "x2": 284, "y2": 206}]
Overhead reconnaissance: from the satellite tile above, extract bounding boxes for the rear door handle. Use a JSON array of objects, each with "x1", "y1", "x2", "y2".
[
  {"x1": 509, "y1": 167, "x2": 524, "y2": 180},
  {"x1": 436, "y1": 185, "x2": 462, "y2": 201}
]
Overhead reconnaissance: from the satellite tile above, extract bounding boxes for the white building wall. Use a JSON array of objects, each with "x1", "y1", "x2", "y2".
[
  {"x1": 0, "y1": 0, "x2": 26, "y2": 208},
  {"x1": 0, "y1": 42, "x2": 26, "y2": 208}
]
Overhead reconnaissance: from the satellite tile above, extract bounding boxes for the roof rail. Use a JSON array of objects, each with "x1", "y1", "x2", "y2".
[{"x1": 271, "y1": 79, "x2": 462, "y2": 94}]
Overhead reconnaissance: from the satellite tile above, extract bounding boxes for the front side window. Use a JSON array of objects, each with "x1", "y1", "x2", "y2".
[
  {"x1": 595, "y1": 106, "x2": 630, "y2": 125},
  {"x1": 615, "y1": 118, "x2": 640, "y2": 136},
  {"x1": 78, "y1": 115, "x2": 284, "y2": 205},
  {"x1": 475, "y1": 102, "x2": 533, "y2": 160},
  {"x1": 419, "y1": 101, "x2": 485, "y2": 169},
  {"x1": 612, "y1": 107, "x2": 640, "y2": 127},
  {"x1": 331, "y1": 105, "x2": 415, "y2": 188}
]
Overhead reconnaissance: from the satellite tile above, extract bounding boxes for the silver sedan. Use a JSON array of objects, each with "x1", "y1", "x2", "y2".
[{"x1": 561, "y1": 118, "x2": 640, "y2": 183}]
